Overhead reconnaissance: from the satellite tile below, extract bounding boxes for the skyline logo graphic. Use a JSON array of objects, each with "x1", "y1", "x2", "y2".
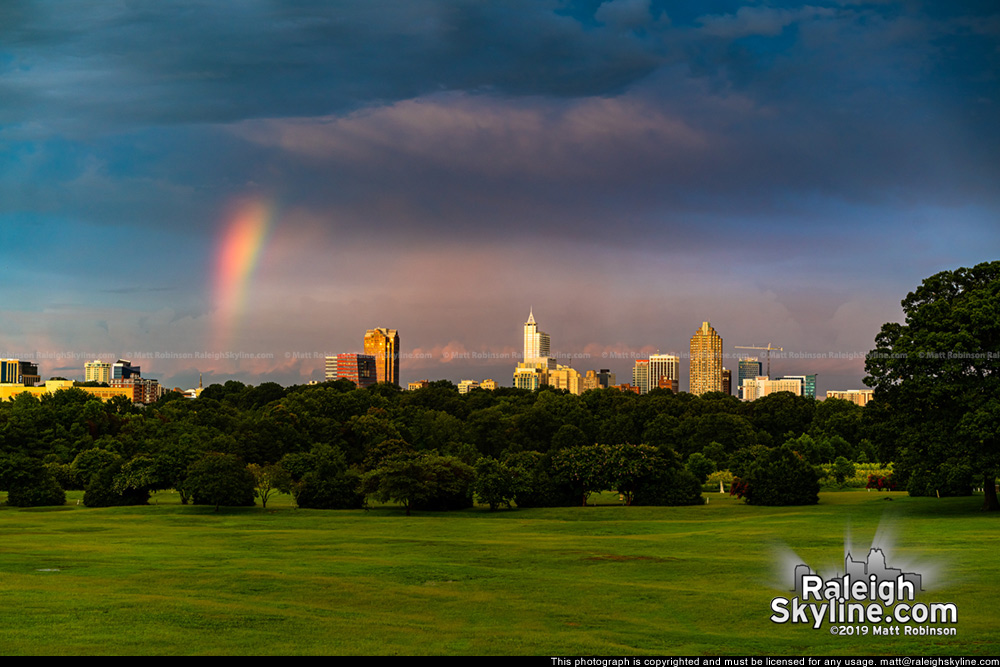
[
  {"x1": 792, "y1": 547, "x2": 923, "y2": 602},
  {"x1": 770, "y1": 531, "x2": 957, "y2": 636}
]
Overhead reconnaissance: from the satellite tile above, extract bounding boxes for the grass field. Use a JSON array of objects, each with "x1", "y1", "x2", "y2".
[{"x1": 1, "y1": 490, "x2": 997, "y2": 656}]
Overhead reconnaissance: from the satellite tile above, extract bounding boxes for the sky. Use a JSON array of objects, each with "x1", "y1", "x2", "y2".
[{"x1": 1, "y1": 0, "x2": 998, "y2": 394}]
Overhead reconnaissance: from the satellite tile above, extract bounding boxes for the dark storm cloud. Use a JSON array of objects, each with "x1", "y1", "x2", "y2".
[
  {"x1": 4, "y1": 1, "x2": 997, "y2": 224},
  {"x1": 0, "y1": 0, "x2": 662, "y2": 132}
]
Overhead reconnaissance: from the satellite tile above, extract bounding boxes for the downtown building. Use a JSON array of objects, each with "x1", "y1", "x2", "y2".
[
  {"x1": 85, "y1": 359, "x2": 112, "y2": 384},
  {"x1": 650, "y1": 354, "x2": 680, "y2": 394},
  {"x1": 632, "y1": 355, "x2": 679, "y2": 394},
  {"x1": 326, "y1": 353, "x2": 377, "y2": 389},
  {"x1": 584, "y1": 369, "x2": 616, "y2": 391},
  {"x1": 0, "y1": 379, "x2": 133, "y2": 403},
  {"x1": 737, "y1": 358, "x2": 763, "y2": 399},
  {"x1": 111, "y1": 377, "x2": 162, "y2": 404},
  {"x1": 548, "y1": 365, "x2": 583, "y2": 394},
  {"x1": 112, "y1": 359, "x2": 141, "y2": 380},
  {"x1": 513, "y1": 309, "x2": 557, "y2": 390},
  {"x1": 106, "y1": 362, "x2": 164, "y2": 404},
  {"x1": 741, "y1": 376, "x2": 803, "y2": 401},
  {"x1": 458, "y1": 379, "x2": 480, "y2": 394},
  {"x1": 777, "y1": 374, "x2": 817, "y2": 399},
  {"x1": 825, "y1": 389, "x2": 874, "y2": 406},
  {"x1": 364, "y1": 328, "x2": 400, "y2": 387},
  {"x1": 632, "y1": 359, "x2": 649, "y2": 394},
  {"x1": 689, "y1": 321, "x2": 723, "y2": 396},
  {"x1": 1, "y1": 359, "x2": 40, "y2": 387}
]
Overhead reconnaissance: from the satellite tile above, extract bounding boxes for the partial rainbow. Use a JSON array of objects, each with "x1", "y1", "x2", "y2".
[{"x1": 213, "y1": 197, "x2": 275, "y2": 351}]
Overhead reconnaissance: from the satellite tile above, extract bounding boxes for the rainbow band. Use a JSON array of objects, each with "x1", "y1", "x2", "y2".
[{"x1": 214, "y1": 198, "x2": 273, "y2": 350}]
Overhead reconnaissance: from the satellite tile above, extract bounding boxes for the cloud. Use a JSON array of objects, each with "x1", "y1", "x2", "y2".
[
  {"x1": 595, "y1": 0, "x2": 656, "y2": 31},
  {"x1": 0, "y1": 0, "x2": 664, "y2": 134},
  {"x1": 696, "y1": 6, "x2": 836, "y2": 39},
  {"x1": 233, "y1": 93, "x2": 707, "y2": 182}
]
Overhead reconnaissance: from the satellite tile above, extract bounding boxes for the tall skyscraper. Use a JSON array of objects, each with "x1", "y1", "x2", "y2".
[
  {"x1": 689, "y1": 321, "x2": 723, "y2": 396},
  {"x1": 522, "y1": 309, "x2": 553, "y2": 367},
  {"x1": 515, "y1": 309, "x2": 555, "y2": 389},
  {"x1": 364, "y1": 328, "x2": 400, "y2": 386}
]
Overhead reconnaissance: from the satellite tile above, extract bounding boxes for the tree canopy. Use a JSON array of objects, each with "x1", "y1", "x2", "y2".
[{"x1": 864, "y1": 261, "x2": 1000, "y2": 510}]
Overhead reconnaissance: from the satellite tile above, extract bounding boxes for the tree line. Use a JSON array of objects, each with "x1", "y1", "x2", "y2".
[{"x1": 0, "y1": 377, "x2": 878, "y2": 510}]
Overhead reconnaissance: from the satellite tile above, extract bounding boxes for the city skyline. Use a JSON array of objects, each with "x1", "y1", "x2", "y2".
[
  {"x1": 2, "y1": 2, "x2": 997, "y2": 393},
  {"x1": 9, "y1": 309, "x2": 869, "y2": 397}
]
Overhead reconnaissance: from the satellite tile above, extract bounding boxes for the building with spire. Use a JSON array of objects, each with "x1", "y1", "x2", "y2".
[
  {"x1": 514, "y1": 309, "x2": 556, "y2": 389},
  {"x1": 522, "y1": 309, "x2": 554, "y2": 368},
  {"x1": 689, "y1": 321, "x2": 723, "y2": 396}
]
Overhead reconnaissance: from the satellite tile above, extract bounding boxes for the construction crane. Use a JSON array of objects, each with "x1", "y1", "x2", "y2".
[{"x1": 735, "y1": 343, "x2": 784, "y2": 378}]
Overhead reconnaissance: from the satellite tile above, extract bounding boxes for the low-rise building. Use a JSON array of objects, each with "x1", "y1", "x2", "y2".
[
  {"x1": 0, "y1": 379, "x2": 132, "y2": 403},
  {"x1": 825, "y1": 389, "x2": 874, "y2": 406},
  {"x1": 741, "y1": 376, "x2": 803, "y2": 401},
  {"x1": 458, "y1": 380, "x2": 480, "y2": 394}
]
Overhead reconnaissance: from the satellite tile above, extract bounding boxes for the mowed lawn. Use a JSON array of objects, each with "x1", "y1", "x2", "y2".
[{"x1": 1, "y1": 490, "x2": 997, "y2": 655}]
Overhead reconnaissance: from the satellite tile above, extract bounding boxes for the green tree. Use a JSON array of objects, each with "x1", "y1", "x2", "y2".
[
  {"x1": 473, "y1": 457, "x2": 518, "y2": 511},
  {"x1": 832, "y1": 456, "x2": 855, "y2": 486},
  {"x1": 865, "y1": 261, "x2": 1000, "y2": 510},
  {"x1": 550, "y1": 444, "x2": 608, "y2": 506},
  {"x1": 247, "y1": 462, "x2": 293, "y2": 509},
  {"x1": 630, "y1": 448, "x2": 704, "y2": 507},
  {"x1": 734, "y1": 445, "x2": 819, "y2": 506},
  {"x1": 686, "y1": 452, "x2": 716, "y2": 484},
  {"x1": 70, "y1": 448, "x2": 122, "y2": 490},
  {"x1": 286, "y1": 444, "x2": 365, "y2": 510},
  {"x1": 603, "y1": 443, "x2": 658, "y2": 505},
  {"x1": 0, "y1": 454, "x2": 66, "y2": 507},
  {"x1": 83, "y1": 456, "x2": 155, "y2": 507},
  {"x1": 501, "y1": 450, "x2": 578, "y2": 508},
  {"x1": 183, "y1": 453, "x2": 256, "y2": 511},
  {"x1": 362, "y1": 452, "x2": 474, "y2": 515}
]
